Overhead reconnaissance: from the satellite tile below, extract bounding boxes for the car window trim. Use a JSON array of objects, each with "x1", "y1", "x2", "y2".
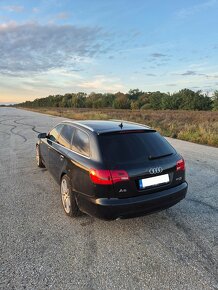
[{"x1": 47, "y1": 122, "x2": 91, "y2": 159}]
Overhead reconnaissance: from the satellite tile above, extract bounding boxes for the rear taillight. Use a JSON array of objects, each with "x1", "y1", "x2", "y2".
[
  {"x1": 89, "y1": 169, "x2": 112, "y2": 185},
  {"x1": 89, "y1": 169, "x2": 129, "y2": 185},
  {"x1": 110, "y1": 170, "x2": 129, "y2": 183},
  {"x1": 176, "y1": 159, "x2": 185, "y2": 171}
]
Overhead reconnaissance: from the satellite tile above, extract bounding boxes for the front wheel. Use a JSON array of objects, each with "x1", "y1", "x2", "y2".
[{"x1": 60, "y1": 175, "x2": 80, "y2": 217}]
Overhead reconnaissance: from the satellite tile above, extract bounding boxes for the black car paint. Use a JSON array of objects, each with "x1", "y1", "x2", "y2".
[{"x1": 37, "y1": 120, "x2": 188, "y2": 220}]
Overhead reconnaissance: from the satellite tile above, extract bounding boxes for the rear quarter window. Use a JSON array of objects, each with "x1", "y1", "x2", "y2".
[{"x1": 72, "y1": 129, "x2": 90, "y2": 157}]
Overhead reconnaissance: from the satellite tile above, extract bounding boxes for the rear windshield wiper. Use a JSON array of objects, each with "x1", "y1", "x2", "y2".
[{"x1": 148, "y1": 152, "x2": 173, "y2": 160}]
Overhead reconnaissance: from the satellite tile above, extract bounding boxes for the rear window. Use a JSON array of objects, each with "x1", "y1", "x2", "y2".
[{"x1": 99, "y1": 132, "x2": 175, "y2": 165}]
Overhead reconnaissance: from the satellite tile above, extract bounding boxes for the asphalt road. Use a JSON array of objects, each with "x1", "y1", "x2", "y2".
[{"x1": 0, "y1": 107, "x2": 217, "y2": 290}]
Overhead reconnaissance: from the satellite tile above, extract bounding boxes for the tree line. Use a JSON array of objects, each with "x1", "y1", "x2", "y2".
[{"x1": 18, "y1": 89, "x2": 218, "y2": 111}]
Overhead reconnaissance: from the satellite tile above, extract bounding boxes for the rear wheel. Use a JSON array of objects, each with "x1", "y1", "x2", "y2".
[
  {"x1": 60, "y1": 175, "x2": 80, "y2": 217},
  {"x1": 36, "y1": 145, "x2": 44, "y2": 168}
]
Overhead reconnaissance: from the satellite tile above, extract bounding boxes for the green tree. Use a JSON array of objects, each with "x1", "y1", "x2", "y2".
[
  {"x1": 101, "y1": 93, "x2": 115, "y2": 107},
  {"x1": 130, "y1": 100, "x2": 140, "y2": 109},
  {"x1": 138, "y1": 93, "x2": 150, "y2": 108},
  {"x1": 71, "y1": 92, "x2": 86, "y2": 108},
  {"x1": 17, "y1": 88, "x2": 216, "y2": 111},
  {"x1": 177, "y1": 89, "x2": 212, "y2": 110},
  {"x1": 113, "y1": 92, "x2": 131, "y2": 109},
  {"x1": 212, "y1": 90, "x2": 218, "y2": 111},
  {"x1": 161, "y1": 93, "x2": 182, "y2": 110},
  {"x1": 85, "y1": 93, "x2": 103, "y2": 108},
  {"x1": 149, "y1": 91, "x2": 166, "y2": 109},
  {"x1": 128, "y1": 89, "x2": 143, "y2": 101}
]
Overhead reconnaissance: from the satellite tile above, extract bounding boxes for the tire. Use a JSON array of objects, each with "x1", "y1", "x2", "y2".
[
  {"x1": 60, "y1": 175, "x2": 80, "y2": 217},
  {"x1": 36, "y1": 145, "x2": 45, "y2": 168}
]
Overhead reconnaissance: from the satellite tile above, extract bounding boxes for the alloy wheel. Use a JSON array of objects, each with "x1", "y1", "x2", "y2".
[{"x1": 61, "y1": 178, "x2": 71, "y2": 214}]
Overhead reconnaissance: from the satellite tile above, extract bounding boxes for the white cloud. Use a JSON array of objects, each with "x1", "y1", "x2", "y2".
[
  {"x1": 0, "y1": 22, "x2": 104, "y2": 75},
  {"x1": 55, "y1": 12, "x2": 71, "y2": 20},
  {"x1": 79, "y1": 75, "x2": 124, "y2": 92},
  {"x1": 176, "y1": 0, "x2": 217, "y2": 18},
  {"x1": 32, "y1": 7, "x2": 39, "y2": 13},
  {"x1": 1, "y1": 5, "x2": 24, "y2": 12}
]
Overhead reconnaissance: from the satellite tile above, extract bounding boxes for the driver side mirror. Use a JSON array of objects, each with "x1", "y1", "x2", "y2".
[{"x1": 38, "y1": 132, "x2": 47, "y2": 139}]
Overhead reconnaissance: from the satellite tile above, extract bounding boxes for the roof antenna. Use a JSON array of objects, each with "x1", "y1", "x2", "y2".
[{"x1": 119, "y1": 122, "x2": 123, "y2": 129}]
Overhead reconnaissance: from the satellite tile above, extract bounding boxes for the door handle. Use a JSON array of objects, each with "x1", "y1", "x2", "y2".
[{"x1": 60, "y1": 155, "x2": 64, "y2": 160}]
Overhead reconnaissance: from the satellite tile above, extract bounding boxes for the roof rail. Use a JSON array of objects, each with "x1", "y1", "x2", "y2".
[{"x1": 63, "y1": 120, "x2": 94, "y2": 132}]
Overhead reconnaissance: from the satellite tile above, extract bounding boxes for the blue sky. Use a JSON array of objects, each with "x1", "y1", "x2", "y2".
[{"x1": 0, "y1": 0, "x2": 218, "y2": 102}]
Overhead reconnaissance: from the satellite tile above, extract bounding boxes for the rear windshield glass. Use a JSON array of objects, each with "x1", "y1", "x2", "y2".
[{"x1": 98, "y1": 132, "x2": 175, "y2": 165}]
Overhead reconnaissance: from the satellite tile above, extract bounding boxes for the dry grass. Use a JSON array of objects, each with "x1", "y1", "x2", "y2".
[{"x1": 19, "y1": 107, "x2": 218, "y2": 147}]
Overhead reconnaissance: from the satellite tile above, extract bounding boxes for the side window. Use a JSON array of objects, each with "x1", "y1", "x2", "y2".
[
  {"x1": 59, "y1": 125, "x2": 75, "y2": 149},
  {"x1": 72, "y1": 129, "x2": 90, "y2": 157},
  {"x1": 49, "y1": 124, "x2": 63, "y2": 142}
]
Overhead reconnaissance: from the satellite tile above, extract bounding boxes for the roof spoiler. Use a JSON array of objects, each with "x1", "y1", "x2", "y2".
[
  {"x1": 98, "y1": 128, "x2": 156, "y2": 135},
  {"x1": 109, "y1": 119, "x2": 151, "y2": 129}
]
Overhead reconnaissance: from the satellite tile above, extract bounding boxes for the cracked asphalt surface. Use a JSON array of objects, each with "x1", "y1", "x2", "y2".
[{"x1": 0, "y1": 107, "x2": 218, "y2": 290}]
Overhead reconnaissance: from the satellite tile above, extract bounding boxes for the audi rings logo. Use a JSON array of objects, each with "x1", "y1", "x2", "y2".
[{"x1": 149, "y1": 167, "x2": 163, "y2": 174}]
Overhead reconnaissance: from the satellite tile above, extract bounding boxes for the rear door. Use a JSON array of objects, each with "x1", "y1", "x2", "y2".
[
  {"x1": 98, "y1": 131, "x2": 181, "y2": 198},
  {"x1": 49, "y1": 124, "x2": 75, "y2": 182},
  {"x1": 71, "y1": 128, "x2": 91, "y2": 195}
]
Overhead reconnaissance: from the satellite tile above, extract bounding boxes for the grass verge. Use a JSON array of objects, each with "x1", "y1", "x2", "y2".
[{"x1": 18, "y1": 107, "x2": 218, "y2": 147}]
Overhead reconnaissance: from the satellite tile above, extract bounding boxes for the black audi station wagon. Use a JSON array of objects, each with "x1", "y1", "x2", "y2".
[{"x1": 36, "y1": 120, "x2": 188, "y2": 220}]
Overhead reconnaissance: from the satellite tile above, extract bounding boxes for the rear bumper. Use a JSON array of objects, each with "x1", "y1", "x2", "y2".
[{"x1": 77, "y1": 182, "x2": 188, "y2": 220}]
